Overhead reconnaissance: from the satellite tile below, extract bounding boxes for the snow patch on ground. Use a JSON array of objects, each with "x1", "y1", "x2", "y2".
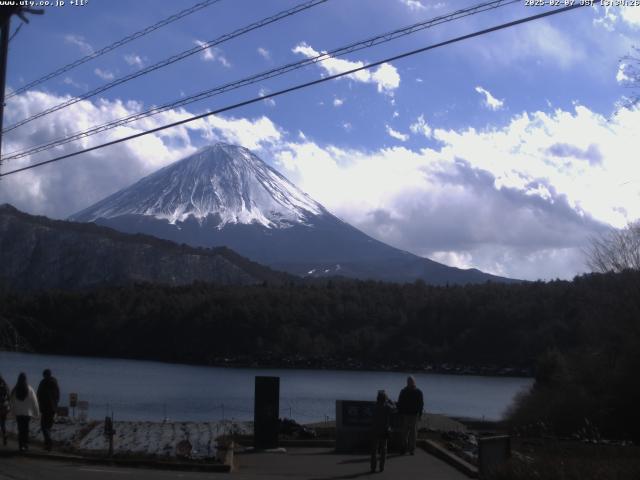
[{"x1": 4, "y1": 418, "x2": 251, "y2": 459}]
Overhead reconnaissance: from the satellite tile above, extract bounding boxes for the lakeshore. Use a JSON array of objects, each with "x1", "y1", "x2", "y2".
[
  {"x1": 0, "y1": 413, "x2": 468, "y2": 461},
  {"x1": 207, "y1": 354, "x2": 533, "y2": 377},
  {"x1": 0, "y1": 351, "x2": 533, "y2": 422}
]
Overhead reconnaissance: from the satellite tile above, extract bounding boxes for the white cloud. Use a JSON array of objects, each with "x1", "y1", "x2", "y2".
[
  {"x1": 62, "y1": 76, "x2": 86, "y2": 90},
  {"x1": 475, "y1": 86, "x2": 504, "y2": 111},
  {"x1": 194, "y1": 40, "x2": 231, "y2": 68},
  {"x1": 432, "y1": 106, "x2": 640, "y2": 228},
  {"x1": 593, "y1": 6, "x2": 618, "y2": 31},
  {"x1": 124, "y1": 53, "x2": 144, "y2": 68},
  {"x1": 616, "y1": 62, "x2": 631, "y2": 83},
  {"x1": 371, "y1": 63, "x2": 401, "y2": 94},
  {"x1": 333, "y1": 97, "x2": 344, "y2": 107},
  {"x1": 195, "y1": 40, "x2": 215, "y2": 61},
  {"x1": 409, "y1": 114, "x2": 432, "y2": 138},
  {"x1": 596, "y1": 5, "x2": 640, "y2": 30},
  {"x1": 621, "y1": 6, "x2": 640, "y2": 27},
  {"x1": 4, "y1": 89, "x2": 639, "y2": 282},
  {"x1": 393, "y1": 111, "x2": 399, "y2": 118},
  {"x1": 385, "y1": 125, "x2": 409, "y2": 142},
  {"x1": 64, "y1": 34, "x2": 93, "y2": 55},
  {"x1": 214, "y1": 50, "x2": 231, "y2": 68},
  {"x1": 292, "y1": 42, "x2": 400, "y2": 95},
  {"x1": 399, "y1": 0, "x2": 425, "y2": 11},
  {"x1": 342, "y1": 122, "x2": 352, "y2": 132},
  {"x1": 94, "y1": 68, "x2": 114, "y2": 81},
  {"x1": 474, "y1": 21, "x2": 586, "y2": 70},
  {"x1": 273, "y1": 141, "x2": 608, "y2": 280},
  {"x1": 259, "y1": 88, "x2": 276, "y2": 107},
  {"x1": 398, "y1": 0, "x2": 444, "y2": 10},
  {"x1": 0, "y1": 91, "x2": 282, "y2": 218},
  {"x1": 202, "y1": 114, "x2": 281, "y2": 150},
  {"x1": 257, "y1": 47, "x2": 271, "y2": 60},
  {"x1": 522, "y1": 22, "x2": 586, "y2": 69},
  {"x1": 272, "y1": 104, "x2": 640, "y2": 280}
]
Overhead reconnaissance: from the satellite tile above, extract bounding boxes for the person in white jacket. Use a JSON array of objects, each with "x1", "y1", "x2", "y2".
[
  {"x1": 0, "y1": 374, "x2": 9, "y2": 446},
  {"x1": 10, "y1": 372, "x2": 40, "y2": 452}
]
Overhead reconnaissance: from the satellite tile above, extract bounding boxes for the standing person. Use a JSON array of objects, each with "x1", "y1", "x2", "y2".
[
  {"x1": 37, "y1": 369, "x2": 60, "y2": 451},
  {"x1": 0, "y1": 374, "x2": 9, "y2": 446},
  {"x1": 10, "y1": 373, "x2": 39, "y2": 452},
  {"x1": 397, "y1": 375, "x2": 424, "y2": 455},
  {"x1": 370, "y1": 390, "x2": 394, "y2": 473}
]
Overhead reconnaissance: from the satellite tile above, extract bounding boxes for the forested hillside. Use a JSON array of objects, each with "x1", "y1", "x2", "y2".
[{"x1": 0, "y1": 271, "x2": 636, "y2": 371}]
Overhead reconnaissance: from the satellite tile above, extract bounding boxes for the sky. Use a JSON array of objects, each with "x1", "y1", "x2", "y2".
[{"x1": 1, "y1": 0, "x2": 639, "y2": 281}]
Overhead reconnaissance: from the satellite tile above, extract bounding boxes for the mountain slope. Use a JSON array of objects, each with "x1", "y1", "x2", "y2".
[
  {"x1": 72, "y1": 143, "x2": 325, "y2": 228},
  {"x1": 71, "y1": 143, "x2": 513, "y2": 285},
  {"x1": 0, "y1": 204, "x2": 290, "y2": 290}
]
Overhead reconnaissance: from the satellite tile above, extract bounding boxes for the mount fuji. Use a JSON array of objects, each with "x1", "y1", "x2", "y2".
[{"x1": 71, "y1": 143, "x2": 511, "y2": 284}]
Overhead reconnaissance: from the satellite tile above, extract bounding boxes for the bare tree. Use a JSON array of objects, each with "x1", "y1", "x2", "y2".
[
  {"x1": 619, "y1": 46, "x2": 640, "y2": 109},
  {"x1": 586, "y1": 221, "x2": 640, "y2": 273}
]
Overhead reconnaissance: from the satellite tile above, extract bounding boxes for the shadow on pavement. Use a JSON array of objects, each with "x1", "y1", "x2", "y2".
[{"x1": 309, "y1": 471, "x2": 374, "y2": 480}]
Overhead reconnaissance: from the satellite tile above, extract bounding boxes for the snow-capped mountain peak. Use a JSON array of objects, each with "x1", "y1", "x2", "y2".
[{"x1": 71, "y1": 143, "x2": 325, "y2": 229}]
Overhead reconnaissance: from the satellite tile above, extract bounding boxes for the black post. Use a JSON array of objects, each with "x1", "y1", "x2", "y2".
[
  {"x1": 104, "y1": 415, "x2": 115, "y2": 457},
  {"x1": 254, "y1": 376, "x2": 279, "y2": 450},
  {"x1": 0, "y1": 15, "x2": 10, "y2": 166}
]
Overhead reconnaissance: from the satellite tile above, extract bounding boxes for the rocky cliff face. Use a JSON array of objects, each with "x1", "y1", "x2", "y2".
[{"x1": 0, "y1": 204, "x2": 288, "y2": 290}]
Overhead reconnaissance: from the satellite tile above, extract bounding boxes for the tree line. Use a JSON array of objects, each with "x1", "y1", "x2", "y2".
[{"x1": 1, "y1": 270, "x2": 639, "y2": 439}]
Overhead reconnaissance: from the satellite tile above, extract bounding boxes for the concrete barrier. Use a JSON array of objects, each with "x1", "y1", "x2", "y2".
[
  {"x1": 478, "y1": 435, "x2": 510, "y2": 479},
  {"x1": 335, "y1": 400, "x2": 374, "y2": 453}
]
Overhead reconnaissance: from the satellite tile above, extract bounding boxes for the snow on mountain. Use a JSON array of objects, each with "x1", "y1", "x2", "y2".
[
  {"x1": 71, "y1": 143, "x2": 325, "y2": 229},
  {"x1": 71, "y1": 143, "x2": 515, "y2": 285}
]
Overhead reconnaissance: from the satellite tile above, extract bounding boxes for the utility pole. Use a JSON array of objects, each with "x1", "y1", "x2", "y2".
[
  {"x1": 0, "y1": 13, "x2": 10, "y2": 169},
  {"x1": 0, "y1": 7, "x2": 44, "y2": 174}
]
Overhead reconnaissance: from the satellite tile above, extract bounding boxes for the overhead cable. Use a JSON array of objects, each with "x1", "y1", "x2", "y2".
[
  {"x1": 2, "y1": 0, "x2": 519, "y2": 162},
  {"x1": 5, "y1": 0, "x2": 224, "y2": 99},
  {"x1": 1, "y1": 0, "x2": 330, "y2": 134},
  {"x1": 0, "y1": 4, "x2": 586, "y2": 178}
]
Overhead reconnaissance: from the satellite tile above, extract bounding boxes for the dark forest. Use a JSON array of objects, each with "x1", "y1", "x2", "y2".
[{"x1": 1, "y1": 270, "x2": 639, "y2": 439}]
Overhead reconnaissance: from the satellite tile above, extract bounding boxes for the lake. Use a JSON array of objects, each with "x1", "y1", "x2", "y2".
[{"x1": 0, "y1": 352, "x2": 532, "y2": 423}]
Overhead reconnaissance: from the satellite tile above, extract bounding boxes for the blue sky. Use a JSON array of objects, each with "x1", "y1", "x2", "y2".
[{"x1": 1, "y1": 0, "x2": 639, "y2": 280}]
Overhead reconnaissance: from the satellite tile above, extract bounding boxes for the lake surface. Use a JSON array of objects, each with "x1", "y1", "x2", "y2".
[{"x1": 0, "y1": 352, "x2": 532, "y2": 423}]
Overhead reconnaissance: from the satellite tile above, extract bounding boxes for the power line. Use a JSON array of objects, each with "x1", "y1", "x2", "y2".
[
  {"x1": 2, "y1": 0, "x2": 520, "y2": 162},
  {"x1": 0, "y1": 4, "x2": 586, "y2": 179},
  {"x1": 8, "y1": 22, "x2": 22, "y2": 44},
  {"x1": 5, "y1": 0, "x2": 223, "y2": 100},
  {"x1": 2, "y1": 0, "x2": 517, "y2": 161},
  {"x1": 1, "y1": 0, "x2": 329, "y2": 134}
]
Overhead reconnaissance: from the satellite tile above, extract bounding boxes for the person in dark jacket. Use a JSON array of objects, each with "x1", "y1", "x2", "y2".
[
  {"x1": 397, "y1": 376, "x2": 424, "y2": 455},
  {"x1": 0, "y1": 374, "x2": 9, "y2": 446},
  {"x1": 36, "y1": 369, "x2": 60, "y2": 451},
  {"x1": 370, "y1": 390, "x2": 394, "y2": 473}
]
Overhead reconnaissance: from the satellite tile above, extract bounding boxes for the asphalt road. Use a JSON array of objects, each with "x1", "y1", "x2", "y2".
[
  {"x1": 0, "y1": 458, "x2": 224, "y2": 479},
  {"x1": 0, "y1": 447, "x2": 468, "y2": 480}
]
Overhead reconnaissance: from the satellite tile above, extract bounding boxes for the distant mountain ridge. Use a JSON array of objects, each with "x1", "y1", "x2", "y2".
[
  {"x1": 71, "y1": 143, "x2": 515, "y2": 285},
  {"x1": 0, "y1": 204, "x2": 290, "y2": 290}
]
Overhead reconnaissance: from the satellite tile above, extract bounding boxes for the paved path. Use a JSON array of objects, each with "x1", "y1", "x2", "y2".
[
  {"x1": 0, "y1": 457, "x2": 221, "y2": 480},
  {"x1": 236, "y1": 447, "x2": 469, "y2": 480},
  {"x1": 1, "y1": 445, "x2": 469, "y2": 480}
]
